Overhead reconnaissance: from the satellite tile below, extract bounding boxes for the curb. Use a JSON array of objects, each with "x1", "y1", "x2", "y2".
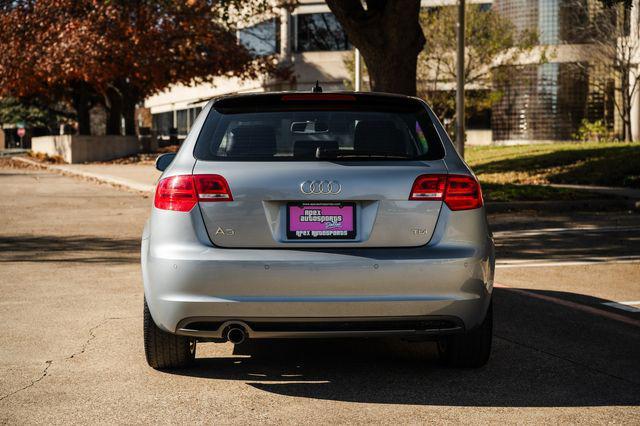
[
  {"x1": 11, "y1": 157, "x2": 155, "y2": 194},
  {"x1": 548, "y1": 183, "x2": 640, "y2": 200},
  {"x1": 486, "y1": 198, "x2": 637, "y2": 213}
]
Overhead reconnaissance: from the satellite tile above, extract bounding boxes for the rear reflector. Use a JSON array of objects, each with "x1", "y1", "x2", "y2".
[
  {"x1": 410, "y1": 174, "x2": 483, "y2": 210},
  {"x1": 155, "y1": 174, "x2": 232, "y2": 212}
]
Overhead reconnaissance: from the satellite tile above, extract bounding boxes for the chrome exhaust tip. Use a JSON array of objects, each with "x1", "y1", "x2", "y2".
[{"x1": 226, "y1": 326, "x2": 246, "y2": 345}]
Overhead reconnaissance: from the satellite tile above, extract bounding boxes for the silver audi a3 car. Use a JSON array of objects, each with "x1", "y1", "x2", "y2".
[{"x1": 142, "y1": 91, "x2": 495, "y2": 369}]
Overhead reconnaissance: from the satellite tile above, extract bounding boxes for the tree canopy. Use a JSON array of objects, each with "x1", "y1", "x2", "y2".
[
  {"x1": 0, "y1": 0, "x2": 282, "y2": 134},
  {"x1": 0, "y1": 97, "x2": 73, "y2": 132}
]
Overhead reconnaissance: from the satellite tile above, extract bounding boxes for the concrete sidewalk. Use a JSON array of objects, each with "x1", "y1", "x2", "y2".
[
  {"x1": 13, "y1": 157, "x2": 159, "y2": 193},
  {"x1": 61, "y1": 163, "x2": 160, "y2": 191}
]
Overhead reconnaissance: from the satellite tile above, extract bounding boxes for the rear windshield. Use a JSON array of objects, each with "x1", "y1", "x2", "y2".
[{"x1": 193, "y1": 103, "x2": 445, "y2": 161}]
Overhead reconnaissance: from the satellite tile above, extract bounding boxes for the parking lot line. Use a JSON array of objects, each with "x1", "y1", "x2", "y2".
[{"x1": 494, "y1": 284, "x2": 640, "y2": 328}]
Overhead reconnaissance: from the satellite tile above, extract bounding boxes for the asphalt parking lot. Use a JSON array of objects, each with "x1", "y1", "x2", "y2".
[{"x1": 0, "y1": 167, "x2": 639, "y2": 424}]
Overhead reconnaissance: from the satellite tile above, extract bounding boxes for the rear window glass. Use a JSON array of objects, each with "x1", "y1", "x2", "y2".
[{"x1": 194, "y1": 103, "x2": 445, "y2": 161}]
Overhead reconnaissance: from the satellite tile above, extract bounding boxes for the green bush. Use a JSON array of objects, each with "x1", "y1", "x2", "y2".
[{"x1": 573, "y1": 119, "x2": 616, "y2": 142}]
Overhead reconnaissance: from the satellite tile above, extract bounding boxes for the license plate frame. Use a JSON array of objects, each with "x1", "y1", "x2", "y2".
[{"x1": 286, "y1": 202, "x2": 357, "y2": 240}]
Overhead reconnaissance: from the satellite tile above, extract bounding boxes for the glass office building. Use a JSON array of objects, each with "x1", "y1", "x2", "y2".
[{"x1": 492, "y1": 0, "x2": 616, "y2": 141}]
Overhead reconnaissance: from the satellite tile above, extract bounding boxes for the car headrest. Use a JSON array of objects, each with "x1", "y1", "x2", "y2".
[
  {"x1": 294, "y1": 140, "x2": 339, "y2": 159},
  {"x1": 354, "y1": 120, "x2": 405, "y2": 155},
  {"x1": 226, "y1": 125, "x2": 276, "y2": 157}
]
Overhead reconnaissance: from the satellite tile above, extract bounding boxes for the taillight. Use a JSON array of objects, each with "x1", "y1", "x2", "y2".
[
  {"x1": 154, "y1": 175, "x2": 197, "y2": 212},
  {"x1": 444, "y1": 175, "x2": 483, "y2": 210},
  {"x1": 409, "y1": 174, "x2": 483, "y2": 211},
  {"x1": 409, "y1": 175, "x2": 447, "y2": 200},
  {"x1": 154, "y1": 174, "x2": 232, "y2": 212},
  {"x1": 193, "y1": 174, "x2": 233, "y2": 201}
]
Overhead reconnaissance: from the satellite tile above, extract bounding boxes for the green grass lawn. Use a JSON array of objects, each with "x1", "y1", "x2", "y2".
[
  {"x1": 465, "y1": 141, "x2": 640, "y2": 202},
  {"x1": 480, "y1": 182, "x2": 602, "y2": 202}
]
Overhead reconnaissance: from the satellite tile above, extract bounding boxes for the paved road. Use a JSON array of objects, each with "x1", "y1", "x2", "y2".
[{"x1": 1, "y1": 167, "x2": 639, "y2": 424}]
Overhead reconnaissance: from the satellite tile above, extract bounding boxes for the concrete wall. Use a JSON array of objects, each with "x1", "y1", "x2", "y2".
[
  {"x1": 31, "y1": 135, "x2": 139, "y2": 164},
  {"x1": 466, "y1": 130, "x2": 493, "y2": 146}
]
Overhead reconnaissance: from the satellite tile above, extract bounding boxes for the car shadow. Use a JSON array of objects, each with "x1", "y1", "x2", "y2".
[
  {"x1": 164, "y1": 288, "x2": 640, "y2": 407},
  {"x1": 0, "y1": 234, "x2": 139, "y2": 264}
]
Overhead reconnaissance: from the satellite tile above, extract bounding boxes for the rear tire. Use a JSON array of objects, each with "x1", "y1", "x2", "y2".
[
  {"x1": 144, "y1": 298, "x2": 196, "y2": 370},
  {"x1": 438, "y1": 301, "x2": 492, "y2": 368}
]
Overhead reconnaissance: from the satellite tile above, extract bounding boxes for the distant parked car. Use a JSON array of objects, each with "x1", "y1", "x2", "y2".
[{"x1": 141, "y1": 91, "x2": 495, "y2": 369}]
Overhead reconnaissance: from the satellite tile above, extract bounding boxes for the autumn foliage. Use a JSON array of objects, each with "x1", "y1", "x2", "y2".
[{"x1": 0, "y1": 0, "x2": 280, "y2": 134}]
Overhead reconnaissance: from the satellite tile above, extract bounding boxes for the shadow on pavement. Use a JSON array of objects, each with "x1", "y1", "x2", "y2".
[
  {"x1": 0, "y1": 235, "x2": 139, "y2": 264},
  {"x1": 165, "y1": 288, "x2": 640, "y2": 407},
  {"x1": 495, "y1": 227, "x2": 640, "y2": 261},
  {"x1": 473, "y1": 145, "x2": 640, "y2": 188}
]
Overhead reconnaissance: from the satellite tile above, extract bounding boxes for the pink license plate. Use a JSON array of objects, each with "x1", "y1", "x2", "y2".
[{"x1": 287, "y1": 203, "x2": 356, "y2": 240}]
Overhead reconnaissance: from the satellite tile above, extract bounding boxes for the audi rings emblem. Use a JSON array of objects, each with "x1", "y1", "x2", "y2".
[{"x1": 300, "y1": 180, "x2": 342, "y2": 195}]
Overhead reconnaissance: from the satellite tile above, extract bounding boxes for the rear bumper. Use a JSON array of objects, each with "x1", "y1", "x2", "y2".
[
  {"x1": 177, "y1": 316, "x2": 465, "y2": 340},
  {"x1": 141, "y1": 207, "x2": 495, "y2": 337}
]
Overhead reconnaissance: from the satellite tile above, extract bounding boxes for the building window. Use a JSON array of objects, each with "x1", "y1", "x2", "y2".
[
  {"x1": 238, "y1": 18, "x2": 279, "y2": 56},
  {"x1": 495, "y1": 0, "x2": 601, "y2": 45},
  {"x1": 189, "y1": 107, "x2": 202, "y2": 128},
  {"x1": 152, "y1": 107, "x2": 204, "y2": 139},
  {"x1": 492, "y1": 62, "x2": 589, "y2": 141},
  {"x1": 176, "y1": 109, "x2": 188, "y2": 135},
  {"x1": 293, "y1": 13, "x2": 350, "y2": 52},
  {"x1": 538, "y1": 0, "x2": 559, "y2": 44},
  {"x1": 152, "y1": 112, "x2": 173, "y2": 137}
]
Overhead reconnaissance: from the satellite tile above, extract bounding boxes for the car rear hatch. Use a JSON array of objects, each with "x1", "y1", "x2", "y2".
[{"x1": 191, "y1": 93, "x2": 449, "y2": 248}]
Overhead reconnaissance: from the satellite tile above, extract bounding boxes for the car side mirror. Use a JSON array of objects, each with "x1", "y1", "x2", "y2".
[{"x1": 155, "y1": 153, "x2": 176, "y2": 172}]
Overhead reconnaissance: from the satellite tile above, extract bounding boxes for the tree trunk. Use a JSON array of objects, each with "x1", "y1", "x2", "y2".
[
  {"x1": 71, "y1": 83, "x2": 92, "y2": 135},
  {"x1": 625, "y1": 109, "x2": 632, "y2": 142},
  {"x1": 326, "y1": 0, "x2": 425, "y2": 96},
  {"x1": 366, "y1": 51, "x2": 419, "y2": 95},
  {"x1": 106, "y1": 87, "x2": 123, "y2": 135},
  {"x1": 122, "y1": 95, "x2": 137, "y2": 136},
  {"x1": 623, "y1": 69, "x2": 632, "y2": 142}
]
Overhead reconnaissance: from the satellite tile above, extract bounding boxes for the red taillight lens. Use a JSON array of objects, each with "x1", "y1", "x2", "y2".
[
  {"x1": 154, "y1": 174, "x2": 232, "y2": 212},
  {"x1": 154, "y1": 175, "x2": 197, "y2": 212},
  {"x1": 409, "y1": 174, "x2": 483, "y2": 211},
  {"x1": 193, "y1": 174, "x2": 233, "y2": 201},
  {"x1": 409, "y1": 175, "x2": 447, "y2": 200},
  {"x1": 444, "y1": 175, "x2": 483, "y2": 210}
]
